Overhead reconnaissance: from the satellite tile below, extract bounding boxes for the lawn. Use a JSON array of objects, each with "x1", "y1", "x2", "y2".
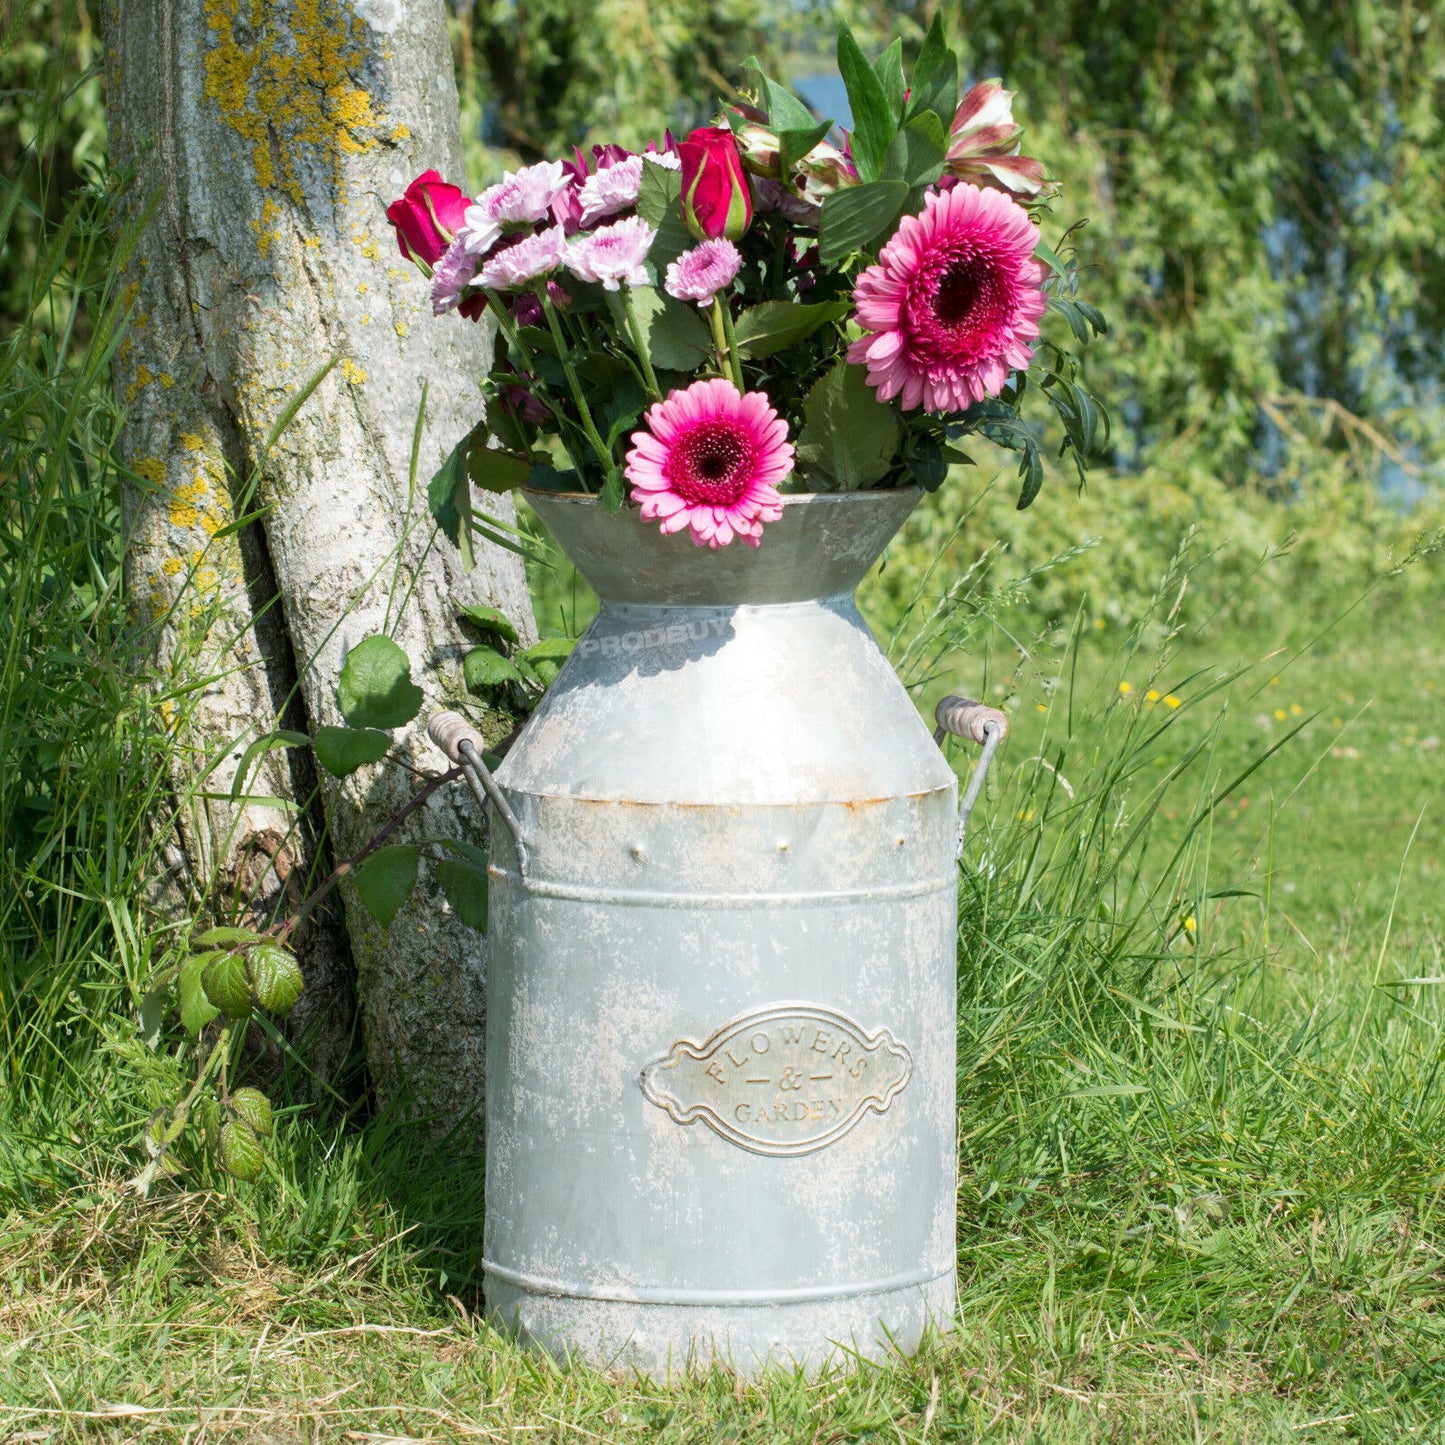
[{"x1": 3, "y1": 520, "x2": 1442, "y2": 1442}]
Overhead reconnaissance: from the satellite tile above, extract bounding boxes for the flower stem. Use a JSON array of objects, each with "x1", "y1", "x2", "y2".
[
  {"x1": 539, "y1": 288, "x2": 615, "y2": 482},
  {"x1": 711, "y1": 295, "x2": 744, "y2": 391},
  {"x1": 619, "y1": 286, "x2": 662, "y2": 401},
  {"x1": 719, "y1": 301, "x2": 745, "y2": 391}
]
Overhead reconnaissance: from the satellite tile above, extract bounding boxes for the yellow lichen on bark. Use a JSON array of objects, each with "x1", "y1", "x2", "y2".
[{"x1": 202, "y1": 0, "x2": 387, "y2": 208}]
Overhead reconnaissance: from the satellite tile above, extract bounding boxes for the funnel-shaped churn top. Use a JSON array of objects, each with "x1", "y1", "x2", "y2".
[{"x1": 523, "y1": 487, "x2": 923, "y2": 606}]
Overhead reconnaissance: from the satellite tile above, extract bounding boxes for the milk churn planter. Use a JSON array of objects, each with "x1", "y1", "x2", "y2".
[
  {"x1": 383, "y1": 14, "x2": 1108, "y2": 1377},
  {"x1": 431, "y1": 485, "x2": 1019, "y2": 1376}
]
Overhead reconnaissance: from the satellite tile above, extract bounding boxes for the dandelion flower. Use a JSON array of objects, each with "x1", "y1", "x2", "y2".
[
  {"x1": 625, "y1": 378, "x2": 792, "y2": 549},
  {"x1": 1164, "y1": 694, "x2": 1182, "y2": 709},
  {"x1": 847, "y1": 182, "x2": 1047, "y2": 412},
  {"x1": 1118, "y1": 681, "x2": 1134, "y2": 695}
]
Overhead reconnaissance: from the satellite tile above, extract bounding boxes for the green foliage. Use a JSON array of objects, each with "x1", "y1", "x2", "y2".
[
  {"x1": 454, "y1": 0, "x2": 768, "y2": 172},
  {"x1": 795, "y1": 357, "x2": 899, "y2": 490},
  {"x1": 352, "y1": 844, "x2": 421, "y2": 928},
  {"x1": 841, "y1": 0, "x2": 1445, "y2": 483},
  {"x1": 0, "y1": 0, "x2": 106, "y2": 340},
  {"x1": 247, "y1": 942, "x2": 304, "y2": 1016},
  {"x1": 312, "y1": 724, "x2": 391, "y2": 779},
  {"x1": 335, "y1": 636, "x2": 425, "y2": 731}
]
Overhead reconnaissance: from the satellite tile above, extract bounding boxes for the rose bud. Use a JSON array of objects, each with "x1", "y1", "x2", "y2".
[
  {"x1": 385, "y1": 170, "x2": 469, "y2": 275},
  {"x1": 678, "y1": 126, "x2": 753, "y2": 242}
]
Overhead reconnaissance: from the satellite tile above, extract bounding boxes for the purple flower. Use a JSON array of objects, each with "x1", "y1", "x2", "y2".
[
  {"x1": 578, "y1": 154, "x2": 645, "y2": 225},
  {"x1": 663, "y1": 239, "x2": 742, "y2": 307},
  {"x1": 564, "y1": 216, "x2": 656, "y2": 291},
  {"x1": 477, "y1": 160, "x2": 571, "y2": 228},
  {"x1": 478, "y1": 226, "x2": 567, "y2": 290},
  {"x1": 430, "y1": 236, "x2": 480, "y2": 314}
]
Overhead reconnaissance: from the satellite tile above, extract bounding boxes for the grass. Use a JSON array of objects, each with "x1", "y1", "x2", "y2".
[{"x1": 5, "y1": 98, "x2": 1445, "y2": 1445}]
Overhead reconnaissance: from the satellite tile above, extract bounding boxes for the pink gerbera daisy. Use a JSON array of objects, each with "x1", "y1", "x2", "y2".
[
  {"x1": 625, "y1": 378, "x2": 792, "y2": 549},
  {"x1": 847, "y1": 183, "x2": 1047, "y2": 412}
]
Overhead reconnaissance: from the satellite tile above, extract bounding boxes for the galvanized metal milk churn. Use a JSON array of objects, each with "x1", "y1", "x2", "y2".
[{"x1": 448, "y1": 486, "x2": 990, "y2": 1377}]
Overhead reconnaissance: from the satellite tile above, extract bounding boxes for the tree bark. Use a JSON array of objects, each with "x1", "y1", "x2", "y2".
[{"x1": 103, "y1": 0, "x2": 534, "y2": 1129}]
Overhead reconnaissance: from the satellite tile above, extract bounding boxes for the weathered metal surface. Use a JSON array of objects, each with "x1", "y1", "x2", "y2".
[{"x1": 482, "y1": 488, "x2": 959, "y2": 1378}]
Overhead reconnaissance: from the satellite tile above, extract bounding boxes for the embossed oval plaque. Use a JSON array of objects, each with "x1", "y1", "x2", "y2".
[{"x1": 639, "y1": 1002, "x2": 913, "y2": 1156}]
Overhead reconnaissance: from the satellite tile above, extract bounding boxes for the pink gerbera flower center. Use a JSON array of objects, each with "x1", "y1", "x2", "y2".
[
  {"x1": 909, "y1": 245, "x2": 1010, "y2": 360},
  {"x1": 667, "y1": 422, "x2": 756, "y2": 505}
]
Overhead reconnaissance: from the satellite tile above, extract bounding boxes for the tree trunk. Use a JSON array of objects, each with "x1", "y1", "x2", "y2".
[{"x1": 103, "y1": 0, "x2": 534, "y2": 1129}]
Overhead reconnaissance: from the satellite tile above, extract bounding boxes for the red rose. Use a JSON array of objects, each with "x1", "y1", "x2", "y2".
[
  {"x1": 385, "y1": 170, "x2": 469, "y2": 273},
  {"x1": 677, "y1": 127, "x2": 753, "y2": 242}
]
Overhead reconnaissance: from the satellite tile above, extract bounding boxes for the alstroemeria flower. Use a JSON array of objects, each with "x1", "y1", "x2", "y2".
[{"x1": 945, "y1": 80, "x2": 1055, "y2": 202}]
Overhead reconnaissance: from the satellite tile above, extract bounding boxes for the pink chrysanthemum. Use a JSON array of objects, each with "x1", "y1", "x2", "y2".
[
  {"x1": 478, "y1": 227, "x2": 567, "y2": 290},
  {"x1": 847, "y1": 183, "x2": 1047, "y2": 412},
  {"x1": 664, "y1": 239, "x2": 742, "y2": 307},
  {"x1": 478, "y1": 160, "x2": 570, "y2": 226},
  {"x1": 625, "y1": 378, "x2": 792, "y2": 549},
  {"x1": 565, "y1": 216, "x2": 656, "y2": 291},
  {"x1": 578, "y1": 154, "x2": 644, "y2": 224},
  {"x1": 430, "y1": 236, "x2": 479, "y2": 314}
]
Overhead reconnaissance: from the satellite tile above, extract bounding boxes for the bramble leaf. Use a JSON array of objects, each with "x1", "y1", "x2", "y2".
[
  {"x1": 313, "y1": 725, "x2": 391, "y2": 778},
  {"x1": 352, "y1": 845, "x2": 420, "y2": 928},
  {"x1": 336, "y1": 635, "x2": 424, "y2": 731}
]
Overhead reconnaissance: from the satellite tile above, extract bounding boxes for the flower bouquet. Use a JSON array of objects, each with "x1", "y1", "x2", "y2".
[{"x1": 384, "y1": 18, "x2": 1106, "y2": 555}]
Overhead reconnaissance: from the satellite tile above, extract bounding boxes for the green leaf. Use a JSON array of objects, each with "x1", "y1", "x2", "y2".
[
  {"x1": 906, "y1": 14, "x2": 958, "y2": 126},
  {"x1": 247, "y1": 943, "x2": 304, "y2": 1017},
  {"x1": 796, "y1": 360, "x2": 901, "y2": 491},
  {"x1": 1034, "y1": 236, "x2": 1067, "y2": 277},
  {"x1": 201, "y1": 952, "x2": 252, "y2": 1019},
  {"x1": 1015, "y1": 441, "x2": 1045, "y2": 509},
  {"x1": 179, "y1": 952, "x2": 221, "y2": 1034},
  {"x1": 526, "y1": 462, "x2": 582, "y2": 493},
  {"x1": 194, "y1": 925, "x2": 266, "y2": 948},
  {"x1": 601, "y1": 467, "x2": 625, "y2": 514},
  {"x1": 336, "y1": 635, "x2": 424, "y2": 731},
  {"x1": 520, "y1": 635, "x2": 576, "y2": 685},
  {"x1": 636, "y1": 160, "x2": 690, "y2": 271},
  {"x1": 778, "y1": 120, "x2": 832, "y2": 176},
  {"x1": 625, "y1": 285, "x2": 712, "y2": 370},
  {"x1": 229, "y1": 730, "x2": 310, "y2": 802},
  {"x1": 743, "y1": 58, "x2": 822, "y2": 135},
  {"x1": 458, "y1": 603, "x2": 519, "y2": 645},
  {"x1": 882, "y1": 111, "x2": 947, "y2": 189},
  {"x1": 352, "y1": 844, "x2": 420, "y2": 928},
  {"x1": 873, "y1": 38, "x2": 907, "y2": 121},
  {"x1": 229, "y1": 1087, "x2": 273, "y2": 1139},
  {"x1": 139, "y1": 983, "x2": 168, "y2": 1048},
  {"x1": 313, "y1": 725, "x2": 391, "y2": 778},
  {"x1": 733, "y1": 299, "x2": 851, "y2": 358},
  {"x1": 219, "y1": 1119, "x2": 264, "y2": 1182},
  {"x1": 427, "y1": 420, "x2": 487, "y2": 569},
  {"x1": 464, "y1": 645, "x2": 524, "y2": 690},
  {"x1": 485, "y1": 391, "x2": 534, "y2": 453},
  {"x1": 837, "y1": 24, "x2": 896, "y2": 182},
  {"x1": 467, "y1": 445, "x2": 532, "y2": 495},
  {"x1": 817, "y1": 181, "x2": 909, "y2": 266},
  {"x1": 437, "y1": 858, "x2": 489, "y2": 931}
]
